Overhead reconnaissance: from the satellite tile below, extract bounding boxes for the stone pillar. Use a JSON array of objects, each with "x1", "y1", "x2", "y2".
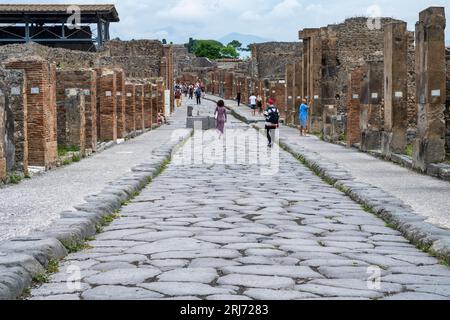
[
  {"x1": 361, "y1": 61, "x2": 384, "y2": 151},
  {"x1": 382, "y1": 22, "x2": 409, "y2": 158},
  {"x1": 115, "y1": 69, "x2": 126, "y2": 139},
  {"x1": 6, "y1": 57, "x2": 57, "y2": 169},
  {"x1": 135, "y1": 84, "x2": 145, "y2": 132},
  {"x1": 144, "y1": 83, "x2": 153, "y2": 129},
  {"x1": 125, "y1": 83, "x2": 136, "y2": 135},
  {"x1": 413, "y1": 7, "x2": 447, "y2": 171},
  {"x1": 58, "y1": 89, "x2": 86, "y2": 155},
  {"x1": 446, "y1": 49, "x2": 450, "y2": 154},
  {"x1": 300, "y1": 28, "x2": 322, "y2": 133},
  {"x1": 347, "y1": 67, "x2": 366, "y2": 147},
  {"x1": 323, "y1": 105, "x2": 338, "y2": 142},
  {"x1": 98, "y1": 70, "x2": 117, "y2": 142}
]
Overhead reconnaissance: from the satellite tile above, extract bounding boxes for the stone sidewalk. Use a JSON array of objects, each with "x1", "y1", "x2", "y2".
[
  {"x1": 0, "y1": 104, "x2": 188, "y2": 242},
  {"x1": 206, "y1": 95, "x2": 450, "y2": 263},
  {"x1": 27, "y1": 104, "x2": 450, "y2": 300}
]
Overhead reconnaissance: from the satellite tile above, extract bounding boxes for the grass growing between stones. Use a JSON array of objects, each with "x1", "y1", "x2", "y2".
[
  {"x1": 62, "y1": 238, "x2": 93, "y2": 254},
  {"x1": 404, "y1": 144, "x2": 414, "y2": 157},
  {"x1": 7, "y1": 172, "x2": 22, "y2": 184},
  {"x1": 58, "y1": 145, "x2": 80, "y2": 157}
]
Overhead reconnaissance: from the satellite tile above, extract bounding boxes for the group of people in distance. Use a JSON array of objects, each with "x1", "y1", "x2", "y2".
[
  {"x1": 175, "y1": 81, "x2": 205, "y2": 107},
  {"x1": 215, "y1": 93, "x2": 311, "y2": 148}
]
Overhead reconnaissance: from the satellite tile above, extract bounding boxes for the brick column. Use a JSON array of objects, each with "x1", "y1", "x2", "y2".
[
  {"x1": 224, "y1": 72, "x2": 234, "y2": 100},
  {"x1": 115, "y1": 69, "x2": 126, "y2": 138},
  {"x1": 413, "y1": 7, "x2": 447, "y2": 171},
  {"x1": 6, "y1": 57, "x2": 57, "y2": 169},
  {"x1": 382, "y1": 22, "x2": 408, "y2": 158},
  {"x1": 98, "y1": 70, "x2": 117, "y2": 142},
  {"x1": 347, "y1": 67, "x2": 366, "y2": 147},
  {"x1": 135, "y1": 84, "x2": 145, "y2": 132},
  {"x1": 144, "y1": 83, "x2": 153, "y2": 129},
  {"x1": 285, "y1": 64, "x2": 294, "y2": 125},
  {"x1": 58, "y1": 89, "x2": 86, "y2": 155},
  {"x1": 361, "y1": 61, "x2": 384, "y2": 151},
  {"x1": 156, "y1": 79, "x2": 165, "y2": 123},
  {"x1": 125, "y1": 83, "x2": 136, "y2": 135}
]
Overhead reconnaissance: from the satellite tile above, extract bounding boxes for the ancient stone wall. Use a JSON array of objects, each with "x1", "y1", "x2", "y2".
[
  {"x1": 134, "y1": 84, "x2": 145, "y2": 132},
  {"x1": 251, "y1": 42, "x2": 303, "y2": 80},
  {"x1": 144, "y1": 83, "x2": 153, "y2": 129},
  {"x1": 56, "y1": 69, "x2": 97, "y2": 151},
  {"x1": 57, "y1": 89, "x2": 86, "y2": 154},
  {"x1": 115, "y1": 69, "x2": 126, "y2": 138},
  {"x1": 6, "y1": 57, "x2": 57, "y2": 169},
  {"x1": 0, "y1": 68, "x2": 27, "y2": 176},
  {"x1": 446, "y1": 48, "x2": 450, "y2": 154},
  {"x1": 98, "y1": 40, "x2": 165, "y2": 79}
]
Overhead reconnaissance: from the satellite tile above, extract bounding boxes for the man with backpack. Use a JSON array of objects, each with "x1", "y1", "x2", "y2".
[
  {"x1": 264, "y1": 98, "x2": 280, "y2": 148},
  {"x1": 195, "y1": 86, "x2": 202, "y2": 105}
]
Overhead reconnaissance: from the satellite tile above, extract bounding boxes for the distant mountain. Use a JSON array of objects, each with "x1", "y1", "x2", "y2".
[{"x1": 219, "y1": 32, "x2": 272, "y2": 47}]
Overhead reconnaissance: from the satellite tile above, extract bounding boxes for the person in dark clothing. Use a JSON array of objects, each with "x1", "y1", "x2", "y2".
[
  {"x1": 264, "y1": 98, "x2": 280, "y2": 148},
  {"x1": 236, "y1": 92, "x2": 241, "y2": 106},
  {"x1": 195, "y1": 87, "x2": 202, "y2": 105}
]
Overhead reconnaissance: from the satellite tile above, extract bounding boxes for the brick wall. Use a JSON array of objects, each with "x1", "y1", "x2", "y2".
[
  {"x1": 114, "y1": 69, "x2": 126, "y2": 138},
  {"x1": 0, "y1": 93, "x2": 6, "y2": 180},
  {"x1": 125, "y1": 83, "x2": 136, "y2": 135},
  {"x1": 56, "y1": 69, "x2": 97, "y2": 151},
  {"x1": 156, "y1": 79, "x2": 165, "y2": 121},
  {"x1": 97, "y1": 69, "x2": 117, "y2": 141},
  {"x1": 6, "y1": 57, "x2": 57, "y2": 168},
  {"x1": 285, "y1": 64, "x2": 295, "y2": 125},
  {"x1": 57, "y1": 89, "x2": 86, "y2": 154},
  {"x1": 151, "y1": 82, "x2": 158, "y2": 126}
]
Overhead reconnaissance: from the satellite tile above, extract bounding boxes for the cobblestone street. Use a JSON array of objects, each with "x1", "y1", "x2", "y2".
[{"x1": 28, "y1": 100, "x2": 450, "y2": 300}]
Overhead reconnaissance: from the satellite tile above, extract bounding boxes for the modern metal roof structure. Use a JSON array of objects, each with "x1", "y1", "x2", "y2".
[{"x1": 0, "y1": 4, "x2": 120, "y2": 51}]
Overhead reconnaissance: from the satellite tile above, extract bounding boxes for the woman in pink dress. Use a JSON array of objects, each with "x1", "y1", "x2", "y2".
[{"x1": 215, "y1": 100, "x2": 227, "y2": 137}]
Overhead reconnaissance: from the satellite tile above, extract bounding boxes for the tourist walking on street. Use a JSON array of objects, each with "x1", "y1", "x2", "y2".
[
  {"x1": 215, "y1": 99, "x2": 227, "y2": 138},
  {"x1": 264, "y1": 98, "x2": 280, "y2": 148},
  {"x1": 189, "y1": 85, "x2": 194, "y2": 99},
  {"x1": 236, "y1": 91, "x2": 241, "y2": 106},
  {"x1": 249, "y1": 93, "x2": 257, "y2": 116},
  {"x1": 299, "y1": 99, "x2": 309, "y2": 136},
  {"x1": 175, "y1": 89, "x2": 182, "y2": 108},
  {"x1": 257, "y1": 94, "x2": 263, "y2": 115},
  {"x1": 195, "y1": 86, "x2": 202, "y2": 105}
]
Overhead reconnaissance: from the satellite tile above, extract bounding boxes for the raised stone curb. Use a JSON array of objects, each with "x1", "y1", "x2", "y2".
[
  {"x1": 276, "y1": 134, "x2": 450, "y2": 265},
  {"x1": 0, "y1": 128, "x2": 193, "y2": 300}
]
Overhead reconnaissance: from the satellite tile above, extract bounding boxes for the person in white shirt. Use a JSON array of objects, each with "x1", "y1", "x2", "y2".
[{"x1": 249, "y1": 93, "x2": 257, "y2": 116}]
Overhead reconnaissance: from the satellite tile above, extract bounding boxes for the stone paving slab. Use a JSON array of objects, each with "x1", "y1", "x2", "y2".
[
  {"x1": 0, "y1": 103, "x2": 193, "y2": 300},
  {"x1": 26, "y1": 102, "x2": 450, "y2": 300},
  {"x1": 205, "y1": 95, "x2": 450, "y2": 266}
]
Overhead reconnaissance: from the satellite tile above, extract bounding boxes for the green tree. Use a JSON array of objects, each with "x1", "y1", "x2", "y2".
[
  {"x1": 228, "y1": 40, "x2": 242, "y2": 49},
  {"x1": 220, "y1": 45, "x2": 239, "y2": 59},
  {"x1": 193, "y1": 40, "x2": 224, "y2": 60}
]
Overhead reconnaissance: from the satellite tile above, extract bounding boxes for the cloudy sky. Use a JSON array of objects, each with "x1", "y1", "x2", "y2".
[{"x1": 7, "y1": 0, "x2": 450, "y2": 44}]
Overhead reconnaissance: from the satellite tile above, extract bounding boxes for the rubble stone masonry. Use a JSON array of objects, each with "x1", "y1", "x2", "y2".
[
  {"x1": 56, "y1": 69, "x2": 97, "y2": 151},
  {"x1": 0, "y1": 68, "x2": 28, "y2": 176},
  {"x1": 57, "y1": 89, "x2": 86, "y2": 154},
  {"x1": 6, "y1": 57, "x2": 57, "y2": 169}
]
